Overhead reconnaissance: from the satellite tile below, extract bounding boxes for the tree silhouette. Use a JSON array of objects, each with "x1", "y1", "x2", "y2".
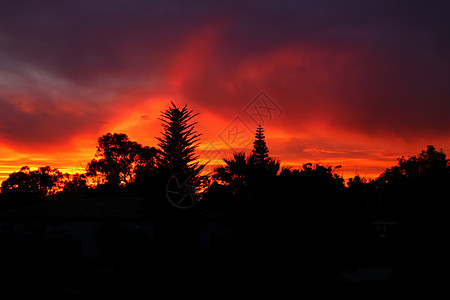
[
  {"x1": 210, "y1": 126, "x2": 280, "y2": 215},
  {"x1": 393, "y1": 145, "x2": 447, "y2": 180},
  {"x1": 276, "y1": 162, "x2": 345, "y2": 221},
  {"x1": 250, "y1": 125, "x2": 269, "y2": 165},
  {"x1": 212, "y1": 126, "x2": 281, "y2": 199},
  {"x1": 1, "y1": 166, "x2": 63, "y2": 200},
  {"x1": 371, "y1": 145, "x2": 450, "y2": 218},
  {"x1": 62, "y1": 173, "x2": 88, "y2": 194},
  {"x1": 156, "y1": 102, "x2": 205, "y2": 184},
  {"x1": 213, "y1": 152, "x2": 250, "y2": 198},
  {"x1": 370, "y1": 146, "x2": 450, "y2": 284},
  {"x1": 87, "y1": 133, "x2": 156, "y2": 188},
  {"x1": 248, "y1": 125, "x2": 280, "y2": 177}
]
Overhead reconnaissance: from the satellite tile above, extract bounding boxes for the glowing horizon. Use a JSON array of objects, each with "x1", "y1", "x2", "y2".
[{"x1": 1, "y1": 1, "x2": 449, "y2": 186}]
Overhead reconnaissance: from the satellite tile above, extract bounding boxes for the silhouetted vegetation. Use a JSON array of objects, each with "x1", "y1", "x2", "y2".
[
  {"x1": 250, "y1": 124, "x2": 269, "y2": 164},
  {"x1": 155, "y1": 102, "x2": 206, "y2": 186},
  {"x1": 61, "y1": 173, "x2": 88, "y2": 195},
  {"x1": 210, "y1": 126, "x2": 280, "y2": 216},
  {"x1": 1, "y1": 103, "x2": 449, "y2": 295},
  {"x1": 87, "y1": 132, "x2": 157, "y2": 190},
  {"x1": 362, "y1": 145, "x2": 450, "y2": 285},
  {"x1": 0, "y1": 166, "x2": 64, "y2": 210},
  {"x1": 1, "y1": 166, "x2": 63, "y2": 197}
]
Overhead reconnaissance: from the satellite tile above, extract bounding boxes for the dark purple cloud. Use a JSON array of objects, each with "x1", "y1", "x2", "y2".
[
  {"x1": 0, "y1": 97, "x2": 104, "y2": 149},
  {"x1": 0, "y1": 0, "x2": 449, "y2": 151}
]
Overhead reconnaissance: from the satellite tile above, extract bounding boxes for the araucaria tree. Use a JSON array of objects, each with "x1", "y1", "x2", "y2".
[
  {"x1": 212, "y1": 125, "x2": 279, "y2": 200},
  {"x1": 251, "y1": 125, "x2": 269, "y2": 165},
  {"x1": 156, "y1": 102, "x2": 205, "y2": 183},
  {"x1": 249, "y1": 125, "x2": 279, "y2": 177}
]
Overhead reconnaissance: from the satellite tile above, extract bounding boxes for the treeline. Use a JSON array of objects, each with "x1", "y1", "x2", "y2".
[
  {"x1": 1, "y1": 102, "x2": 450, "y2": 227},
  {"x1": 1, "y1": 102, "x2": 450, "y2": 288}
]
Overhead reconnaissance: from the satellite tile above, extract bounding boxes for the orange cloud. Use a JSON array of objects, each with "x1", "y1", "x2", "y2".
[{"x1": 1, "y1": 3, "x2": 449, "y2": 187}]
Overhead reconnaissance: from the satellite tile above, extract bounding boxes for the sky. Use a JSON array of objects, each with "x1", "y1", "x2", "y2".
[{"x1": 0, "y1": 0, "x2": 449, "y2": 183}]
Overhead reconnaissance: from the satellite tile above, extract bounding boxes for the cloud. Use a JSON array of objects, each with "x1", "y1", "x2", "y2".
[{"x1": 0, "y1": 0, "x2": 449, "y2": 181}]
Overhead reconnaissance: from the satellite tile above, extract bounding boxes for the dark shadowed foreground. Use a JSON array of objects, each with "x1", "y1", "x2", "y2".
[{"x1": 0, "y1": 103, "x2": 448, "y2": 297}]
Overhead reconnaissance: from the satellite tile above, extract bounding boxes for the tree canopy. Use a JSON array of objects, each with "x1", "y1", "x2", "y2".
[
  {"x1": 156, "y1": 102, "x2": 205, "y2": 181},
  {"x1": 250, "y1": 125, "x2": 269, "y2": 165},
  {"x1": 87, "y1": 133, "x2": 156, "y2": 188},
  {"x1": 1, "y1": 166, "x2": 63, "y2": 198}
]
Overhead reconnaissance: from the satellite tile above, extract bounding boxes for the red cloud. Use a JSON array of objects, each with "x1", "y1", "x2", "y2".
[{"x1": 1, "y1": 1, "x2": 449, "y2": 184}]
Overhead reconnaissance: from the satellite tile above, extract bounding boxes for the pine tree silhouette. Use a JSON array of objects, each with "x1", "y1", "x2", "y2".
[
  {"x1": 251, "y1": 125, "x2": 269, "y2": 165},
  {"x1": 156, "y1": 102, "x2": 205, "y2": 190}
]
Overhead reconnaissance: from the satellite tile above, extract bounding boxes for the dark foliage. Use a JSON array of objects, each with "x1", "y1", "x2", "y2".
[
  {"x1": 150, "y1": 102, "x2": 207, "y2": 215},
  {"x1": 1, "y1": 166, "x2": 63, "y2": 197},
  {"x1": 0, "y1": 166, "x2": 64, "y2": 210},
  {"x1": 87, "y1": 132, "x2": 157, "y2": 189},
  {"x1": 366, "y1": 145, "x2": 450, "y2": 284},
  {"x1": 61, "y1": 173, "x2": 88, "y2": 195},
  {"x1": 155, "y1": 102, "x2": 205, "y2": 180},
  {"x1": 250, "y1": 124, "x2": 269, "y2": 165},
  {"x1": 1, "y1": 103, "x2": 449, "y2": 292}
]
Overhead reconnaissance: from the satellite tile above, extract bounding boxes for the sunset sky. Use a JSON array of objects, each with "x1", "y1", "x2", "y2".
[{"x1": 1, "y1": 0, "x2": 449, "y2": 183}]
